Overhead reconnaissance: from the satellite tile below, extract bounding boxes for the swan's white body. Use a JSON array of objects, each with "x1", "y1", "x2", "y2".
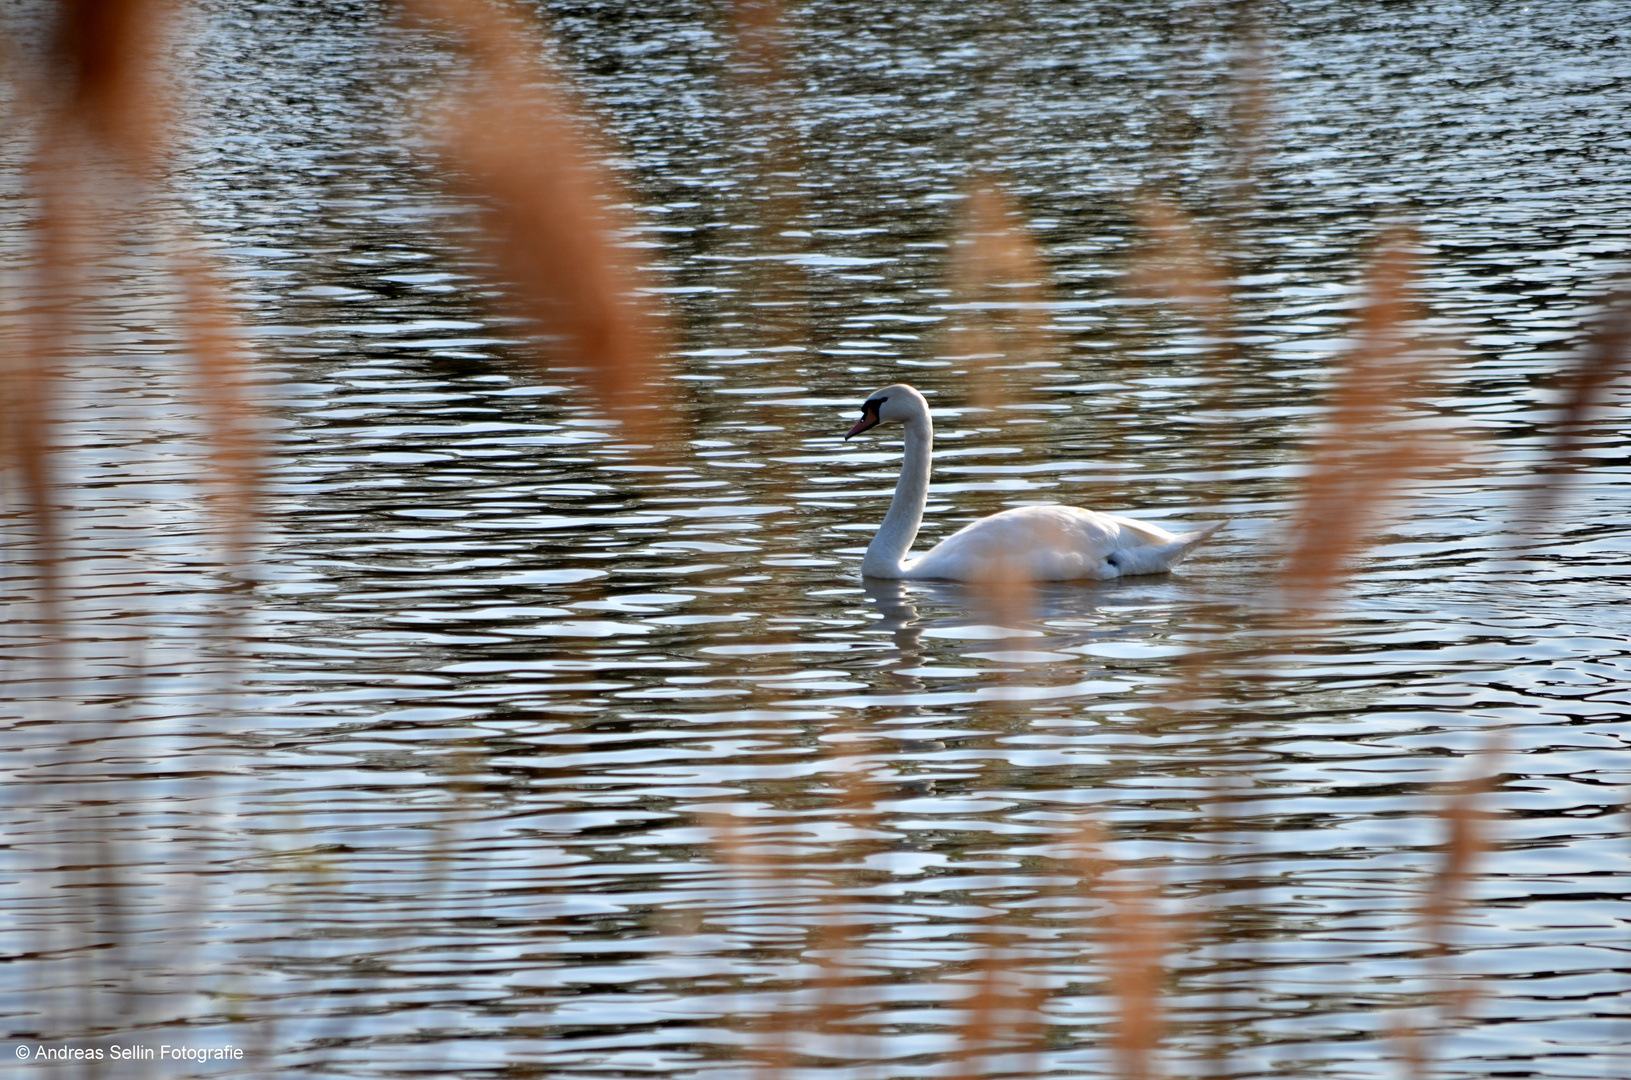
[{"x1": 847, "y1": 384, "x2": 1223, "y2": 582}]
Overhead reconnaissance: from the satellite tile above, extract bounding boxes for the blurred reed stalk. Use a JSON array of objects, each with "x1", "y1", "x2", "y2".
[
  {"x1": 720, "y1": 0, "x2": 819, "y2": 573},
  {"x1": 727, "y1": 0, "x2": 812, "y2": 354},
  {"x1": 1519, "y1": 287, "x2": 1631, "y2": 534},
  {"x1": 1127, "y1": 194, "x2": 1238, "y2": 387},
  {"x1": 3, "y1": 0, "x2": 263, "y2": 606},
  {"x1": 2, "y1": 0, "x2": 263, "y2": 1062},
  {"x1": 948, "y1": 180, "x2": 1056, "y2": 411},
  {"x1": 1223, "y1": 0, "x2": 1269, "y2": 227},
  {"x1": 1128, "y1": 20, "x2": 1486, "y2": 1070},
  {"x1": 3, "y1": 0, "x2": 171, "y2": 635},
  {"x1": 1392, "y1": 756, "x2": 1501, "y2": 1078},
  {"x1": 696, "y1": 10, "x2": 840, "y2": 1070},
  {"x1": 1168, "y1": 222, "x2": 1475, "y2": 1074},
  {"x1": 947, "y1": 179, "x2": 1060, "y2": 627},
  {"x1": 403, "y1": 0, "x2": 674, "y2": 447},
  {"x1": 4, "y1": 1, "x2": 1594, "y2": 1074},
  {"x1": 951, "y1": 921, "x2": 1048, "y2": 1080},
  {"x1": 704, "y1": 707, "x2": 890, "y2": 1079},
  {"x1": 175, "y1": 253, "x2": 263, "y2": 573},
  {"x1": 1067, "y1": 818, "x2": 1172, "y2": 1080},
  {"x1": 1103, "y1": 874, "x2": 1170, "y2": 1080},
  {"x1": 1281, "y1": 227, "x2": 1450, "y2": 605}
]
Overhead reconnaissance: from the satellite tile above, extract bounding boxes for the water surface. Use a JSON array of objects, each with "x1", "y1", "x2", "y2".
[{"x1": 4, "y1": 2, "x2": 1630, "y2": 1077}]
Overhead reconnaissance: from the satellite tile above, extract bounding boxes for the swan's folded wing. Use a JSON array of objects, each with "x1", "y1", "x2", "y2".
[
  {"x1": 1097, "y1": 513, "x2": 1177, "y2": 546},
  {"x1": 908, "y1": 505, "x2": 1123, "y2": 581}
]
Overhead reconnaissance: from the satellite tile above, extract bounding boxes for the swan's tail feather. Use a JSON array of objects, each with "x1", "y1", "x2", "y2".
[
  {"x1": 1174, "y1": 520, "x2": 1227, "y2": 558},
  {"x1": 1105, "y1": 520, "x2": 1226, "y2": 577}
]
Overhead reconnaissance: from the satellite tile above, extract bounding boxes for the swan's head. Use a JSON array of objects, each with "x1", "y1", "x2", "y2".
[{"x1": 844, "y1": 383, "x2": 928, "y2": 440}]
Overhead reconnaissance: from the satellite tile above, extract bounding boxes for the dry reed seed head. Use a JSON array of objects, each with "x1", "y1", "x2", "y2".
[
  {"x1": 948, "y1": 180, "x2": 1054, "y2": 410},
  {"x1": 950, "y1": 925, "x2": 1046, "y2": 1080},
  {"x1": 51, "y1": 0, "x2": 178, "y2": 170},
  {"x1": 1281, "y1": 228, "x2": 1448, "y2": 604},
  {"x1": 1520, "y1": 288, "x2": 1631, "y2": 531},
  {"x1": 1128, "y1": 195, "x2": 1235, "y2": 373},
  {"x1": 175, "y1": 254, "x2": 262, "y2": 559},
  {"x1": 728, "y1": 0, "x2": 789, "y2": 67},
  {"x1": 1422, "y1": 758, "x2": 1500, "y2": 935},
  {"x1": 1102, "y1": 877, "x2": 1168, "y2": 1080},
  {"x1": 407, "y1": 0, "x2": 674, "y2": 447}
]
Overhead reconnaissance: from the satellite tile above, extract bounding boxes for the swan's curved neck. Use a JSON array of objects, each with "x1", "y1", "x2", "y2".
[{"x1": 862, "y1": 415, "x2": 931, "y2": 577}]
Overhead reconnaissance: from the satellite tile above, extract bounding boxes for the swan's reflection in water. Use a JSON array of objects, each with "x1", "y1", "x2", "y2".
[
  {"x1": 861, "y1": 579, "x2": 924, "y2": 647},
  {"x1": 863, "y1": 576, "x2": 1143, "y2": 651},
  {"x1": 855, "y1": 575, "x2": 1224, "y2": 730}
]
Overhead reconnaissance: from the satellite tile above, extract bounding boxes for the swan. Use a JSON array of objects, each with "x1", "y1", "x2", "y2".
[{"x1": 844, "y1": 383, "x2": 1224, "y2": 581}]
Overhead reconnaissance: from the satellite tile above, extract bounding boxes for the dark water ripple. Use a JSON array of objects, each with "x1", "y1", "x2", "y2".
[{"x1": 3, "y1": 1, "x2": 1631, "y2": 1077}]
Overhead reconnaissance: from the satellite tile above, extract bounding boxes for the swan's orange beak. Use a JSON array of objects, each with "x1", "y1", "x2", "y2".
[{"x1": 845, "y1": 412, "x2": 879, "y2": 440}]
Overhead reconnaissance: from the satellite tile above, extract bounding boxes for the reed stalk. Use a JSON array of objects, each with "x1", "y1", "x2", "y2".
[
  {"x1": 403, "y1": 0, "x2": 675, "y2": 446},
  {"x1": 1283, "y1": 228, "x2": 1448, "y2": 604},
  {"x1": 2, "y1": 0, "x2": 263, "y2": 1068}
]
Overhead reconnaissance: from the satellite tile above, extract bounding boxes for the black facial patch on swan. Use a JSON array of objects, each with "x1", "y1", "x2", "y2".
[
  {"x1": 845, "y1": 396, "x2": 887, "y2": 440},
  {"x1": 1105, "y1": 552, "x2": 1122, "y2": 567}
]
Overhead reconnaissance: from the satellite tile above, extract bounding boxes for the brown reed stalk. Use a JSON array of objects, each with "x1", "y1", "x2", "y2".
[
  {"x1": 7, "y1": 0, "x2": 263, "y2": 609},
  {"x1": 1271, "y1": 229, "x2": 1482, "y2": 1073},
  {"x1": 728, "y1": 0, "x2": 791, "y2": 89},
  {"x1": 719, "y1": 0, "x2": 821, "y2": 585},
  {"x1": 1069, "y1": 817, "x2": 1169, "y2": 1080},
  {"x1": 948, "y1": 180, "x2": 1059, "y2": 626},
  {"x1": 1392, "y1": 754, "x2": 1501, "y2": 1079},
  {"x1": 404, "y1": 0, "x2": 673, "y2": 445},
  {"x1": 699, "y1": 805, "x2": 792, "y2": 1079},
  {"x1": 948, "y1": 180, "x2": 1054, "y2": 412},
  {"x1": 7, "y1": 0, "x2": 267, "y2": 604},
  {"x1": 700, "y1": 662, "x2": 887, "y2": 1078},
  {"x1": 1127, "y1": 194, "x2": 1237, "y2": 380},
  {"x1": 954, "y1": 925, "x2": 1006, "y2": 1080},
  {"x1": 1421, "y1": 770, "x2": 1494, "y2": 966},
  {"x1": 1520, "y1": 288, "x2": 1631, "y2": 534},
  {"x1": 1223, "y1": 0, "x2": 1269, "y2": 222},
  {"x1": 1282, "y1": 228, "x2": 1447, "y2": 603},
  {"x1": 2, "y1": 2, "x2": 275, "y2": 1064},
  {"x1": 3, "y1": 0, "x2": 181, "y2": 632},
  {"x1": 800, "y1": 733, "x2": 893, "y2": 1072},
  {"x1": 726, "y1": 0, "x2": 811, "y2": 354},
  {"x1": 1, "y1": 234, "x2": 65, "y2": 629},
  {"x1": 968, "y1": 541, "x2": 1041, "y2": 635},
  {"x1": 174, "y1": 253, "x2": 263, "y2": 567},
  {"x1": 949, "y1": 920, "x2": 1047, "y2": 1080},
  {"x1": 52, "y1": 0, "x2": 178, "y2": 171},
  {"x1": 1103, "y1": 874, "x2": 1168, "y2": 1080}
]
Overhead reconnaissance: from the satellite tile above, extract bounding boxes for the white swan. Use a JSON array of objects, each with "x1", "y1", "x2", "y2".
[{"x1": 845, "y1": 383, "x2": 1224, "y2": 582}]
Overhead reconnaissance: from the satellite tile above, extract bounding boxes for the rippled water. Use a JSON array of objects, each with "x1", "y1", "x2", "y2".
[{"x1": 5, "y1": 1, "x2": 1631, "y2": 1077}]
